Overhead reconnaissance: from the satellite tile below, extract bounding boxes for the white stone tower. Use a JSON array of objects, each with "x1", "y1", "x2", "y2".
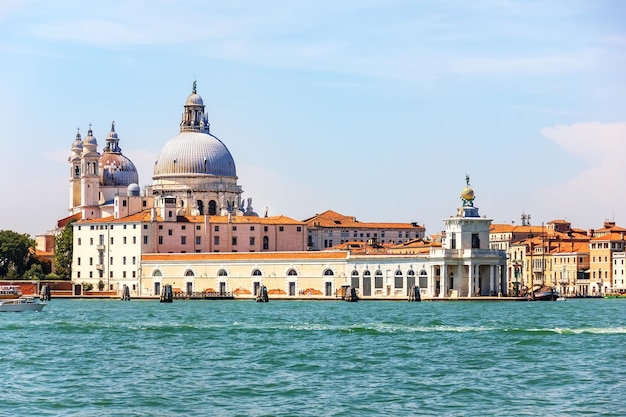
[{"x1": 79, "y1": 125, "x2": 101, "y2": 219}]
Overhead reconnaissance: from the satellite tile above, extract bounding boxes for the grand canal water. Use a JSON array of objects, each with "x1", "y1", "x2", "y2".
[{"x1": 1, "y1": 298, "x2": 624, "y2": 416}]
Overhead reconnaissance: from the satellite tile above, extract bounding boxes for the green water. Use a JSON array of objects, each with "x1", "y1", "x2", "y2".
[{"x1": 1, "y1": 298, "x2": 624, "y2": 416}]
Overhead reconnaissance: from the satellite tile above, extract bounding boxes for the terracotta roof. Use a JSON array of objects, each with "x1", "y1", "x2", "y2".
[
  {"x1": 591, "y1": 232, "x2": 626, "y2": 241},
  {"x1": 57, "y1": 212, "x2": 82, "y2": 228},
  {"x1": 142, "y1": 251, "x2": 348, "y2": 262},
  {"x1": 303, "y1": 209, "x2": 424, "y2": 230},
  {"x1": 76, "y1": 210, "x2": 304, "y2": 225}
]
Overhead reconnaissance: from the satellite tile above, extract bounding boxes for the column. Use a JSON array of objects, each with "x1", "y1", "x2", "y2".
[
  {"x1": 489, "y1": 265, "x2": 495, "y2": 295},
  {"x1": 440, "y1": 263, "x2": 447, "y2": 298},
  {"x1": 467, "y1": 262, "x2": 473, "y2": 297}
]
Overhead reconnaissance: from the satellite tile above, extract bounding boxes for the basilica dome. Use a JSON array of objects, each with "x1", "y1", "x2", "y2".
[
  {"x1": 99, "y1": 122, "x2": 139, "y2": 187},
  {"x1": 153, "y1": 132, "x2": 236, "y2": 178},
  {"x1": 152, "y1": 82, "x2": 237, "y2": 180}
]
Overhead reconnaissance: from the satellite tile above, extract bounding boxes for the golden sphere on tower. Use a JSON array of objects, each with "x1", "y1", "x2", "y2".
[{"x1": 461, "y1": 186, "x2": 474, "y2": 201}]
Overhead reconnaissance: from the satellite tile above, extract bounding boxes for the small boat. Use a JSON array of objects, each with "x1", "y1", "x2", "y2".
[
  {"x1": 528, "y1": 286, "x2": 558, "y2": 301},
  {"x1": 0, "y1": 296, "x2": 46, "y2": 312},
  {"x1": 0, "y1": 285, "x2": 23, "y2": 299}
]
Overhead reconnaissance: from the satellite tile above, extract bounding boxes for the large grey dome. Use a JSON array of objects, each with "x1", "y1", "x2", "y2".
[{"x1": 152, "y1": 131, "x2": 236, "y2": 178}]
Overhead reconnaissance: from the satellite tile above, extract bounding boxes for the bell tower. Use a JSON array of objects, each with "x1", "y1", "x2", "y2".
[
  {"x1": 69, "y1": 128, "x2": 83, "y2": 214},
  {"x1": 80, "y1": 124, "x2": 101, "y2": 219}
]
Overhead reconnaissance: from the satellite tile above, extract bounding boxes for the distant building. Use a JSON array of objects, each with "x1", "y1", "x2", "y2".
[{"x1": 304, "y1": 210, "x2": 425, "y2": 250}]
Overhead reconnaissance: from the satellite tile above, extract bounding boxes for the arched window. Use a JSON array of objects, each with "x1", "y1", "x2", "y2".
[
  {"x1": 394, "y1": 270, "x2": 403, "y2": 289},
  {"x1": 323, "y1": 269, "x2": 334, "y2": 276},
  {"x1": 152, "y1": 270, "x2": 162, "y2": 277},
  {"x1": 252, "y1": 269, "x2": 262, "y2": 276},
  {"x1": 363, "y1": 270, "x2": 371, "y2": 277},
  {"x1": 287, "y1": 269, "x2": 297, "y2": 276},
  {"x1": 185, "y1": 270, "x2": 194, "y2": 277},
  {"x1": 419, "y1": 269, "x2": 428, "y2": 288},
  {"x1": 374, "y1": 270, "x2": 383, "y2": 288},
  {"x1": 351, "y1": 270, "x2": 359, "y2": 288},
  {"x1": 262, "y1": 236, "x2": 269, "y2": 250},
  {"x1": 218, "y1": 269, "x2": 228, "y2": 277},
  {"x1": 208, "y1": 200, "x2": 217, "y2": 215}
]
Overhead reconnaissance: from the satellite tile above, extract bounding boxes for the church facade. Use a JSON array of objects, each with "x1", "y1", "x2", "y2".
[{"x1": 67, "y1": 83, "x2": 507, "y2": 299}]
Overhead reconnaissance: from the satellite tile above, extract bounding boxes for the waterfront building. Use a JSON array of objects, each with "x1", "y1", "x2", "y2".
[
  {"x1": 140, "y1": 178, "x2": 507, "y2": 299},
  {"x1": 304, "y1": 210, "x2": 426, "y2": 250},
  {"x1": 589, "y1": 223, "x2": 626, "y2": 294}
]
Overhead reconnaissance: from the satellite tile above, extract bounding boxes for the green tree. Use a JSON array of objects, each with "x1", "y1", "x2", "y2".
[
  {"x1": 24, "y1": 263, "x2": 44, "y2": 280},
  {"x1": 54, "y1": 221, "x2": 74, "y2": 280},
  {"x1": 0, "y1": 230, "x2": 35, "y2": 278}
]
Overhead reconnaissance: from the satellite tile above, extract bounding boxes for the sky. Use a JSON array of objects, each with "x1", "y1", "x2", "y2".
[{"x1": 1, "y1": 0, "x2": 625, "y2": 238}]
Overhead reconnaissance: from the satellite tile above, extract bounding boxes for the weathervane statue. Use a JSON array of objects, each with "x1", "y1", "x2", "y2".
[{"x1": 460, "y1": 173, "x2": 475, "y2": 207}]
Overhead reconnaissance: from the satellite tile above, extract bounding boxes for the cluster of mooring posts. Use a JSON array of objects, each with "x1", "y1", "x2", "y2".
[
  {"x1": 160, "y1": 284, "x2": 173, "y2": 303},
  {"x1": 39, "y1": 284, "x2": 51, "y2": 302},
  {"x1": 343, "y1": 285, "x2": 358, "y2": 302},
  {"x1": 408, "y1": 286, "x2": 421, "y2": 302},
  {"x1": 120, "y1": 284, "x2": 131, "y2": 301},
  {"x1": 256, "y1": 285, "x2": 269, "y2": 302}
]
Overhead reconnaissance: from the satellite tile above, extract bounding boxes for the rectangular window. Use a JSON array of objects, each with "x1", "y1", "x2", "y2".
[
  {"x1": 77, "y1": 271, "x2": 80, "y2": 278},
  {"x1": 214, "y1": 236, "x2": 219, "y2": 245},
  {"x1": 181, "y1": 225, "x2": 186, "y2": 230},
  {"x1": 143, "y1": 236, "x2": 148, "y2": 244},
  {"x1": 472, "y1": 233, "x2": 480, "y2": 249},
  {"x1": 158, "y1": 236, "x2": 163, "y2": 245},
  {"x1": 122, "y1": 200, "x2": 127, "y2": 207},
  {"x1": 250, "y1": 226, "x2": 255, "y2": 231},
  {"x1": 196, "y1": 236, "x2": 201, "y2": 245},
  {"x1": 110, "y1": 237, "x2": 114, "y2": 244},
  {"x1": 215, "y1": 226, "x2": 219, "y2": 232},
  {"x1": 143, "y1": 225, "x2": 148, "y2": 230},
  {"x1": 196, "y1": 225, "x2": 201, "y2": 230},
  {"x1": 77, "y1": 257, "x2": 81, "y2": 266},
  {"x1": 123, "y1": 256, "x2": 126, "y2": 265},
  {"x1": 181, "y1": 236, "x2": 186, "y2": 245},
  {"x1": 132, "y1": 256, "x2": 136, "y2": 265},
  {"x1": 123, "y1": 271, "x2": 127, "y2": 278},
  {"x1": 168, "y1": 229, "x2": 173, "y2": 236},
  {"x1": 232, "y1": 226, "x2": 237, "y2": 231},
  {"x1": 89, "y1": 258, "x2": 93, "y2": 266},
  {"x1": 123, "y1": 237, "x2": 127, "y2": 244},
  {"x1": 77, "y1": 238, "x2": 82, "y2": 245},
  {"x1": 250, "y1": 237, "x2": 255, "y2": 246},
  {"x1": 90, "y1": 237, "x2": 93, "y2": 245},
  {"x1": 159, "y1": 225, "x2": 163, "y2": 230},
  {"x1": 297, "y1": 226, "x2": 301, "y2": 232},
  {"x1": 279, "y1": 226, "x2": 284, "y2": 232},
  {"x1": 132, "y1": 271, "x2": 136, "y2": 278},
  {"x1": 110, "y1": 257, "x2": 113, "y2": 265},
  {"x1": 133, "y1": 236, "x2": 136, "y2": 244},
  {"x1": 264, "y1": 226, "x2": 268, "y2": 232},
  {"x1": 232, "y1": 237, "x2": 237, "y2": 246}
]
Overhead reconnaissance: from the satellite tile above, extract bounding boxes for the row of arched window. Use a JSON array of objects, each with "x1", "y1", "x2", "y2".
[{"x1": 153, "y1": 268, "x2": 427, "y2": 278}]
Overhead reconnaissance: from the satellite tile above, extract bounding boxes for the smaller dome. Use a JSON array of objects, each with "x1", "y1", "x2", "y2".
[
  {"x1": 71, "y1": 130, "x2": 83, "y2": 152},
  {"x1": 186, "y1": 93, "x2": 204, "y2": 106},
  {"x1": 83, "y1": 126, "x2": 98, "y2": 147},
  {"x1": 100, "y1": 154, "x2": 139, "y2": 186},
  {"x1": 461, "y1": 187, "x2": 474, "y2": 201},
  {"x1": 127, "y1": 183, "x2": 141, "y2": 196}
]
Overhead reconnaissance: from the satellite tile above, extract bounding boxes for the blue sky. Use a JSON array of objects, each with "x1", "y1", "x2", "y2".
[{"x1": 1, "y1": 0, "x2": 625, "y2": 237}]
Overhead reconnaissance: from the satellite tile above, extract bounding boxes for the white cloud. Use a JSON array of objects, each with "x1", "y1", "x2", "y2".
[{"x1": 536, "y1": 121, "x2": 626, "y2": 227}]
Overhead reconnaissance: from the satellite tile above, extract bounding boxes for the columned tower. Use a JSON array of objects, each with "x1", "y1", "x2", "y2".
[{"x1": 80, "y1": 125, "x2": 101, "y2": 219}]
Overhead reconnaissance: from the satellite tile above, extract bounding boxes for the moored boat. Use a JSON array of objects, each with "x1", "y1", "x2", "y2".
[
  {"x1": 0, "y1": 285, "x2": 23, "y2": 299},
  {"x1": 0, "y1": 296, "x2": 46, "y2": 312},
  {"x1": 528, "y1": 286, "x2": 558, "y2": 301}
]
